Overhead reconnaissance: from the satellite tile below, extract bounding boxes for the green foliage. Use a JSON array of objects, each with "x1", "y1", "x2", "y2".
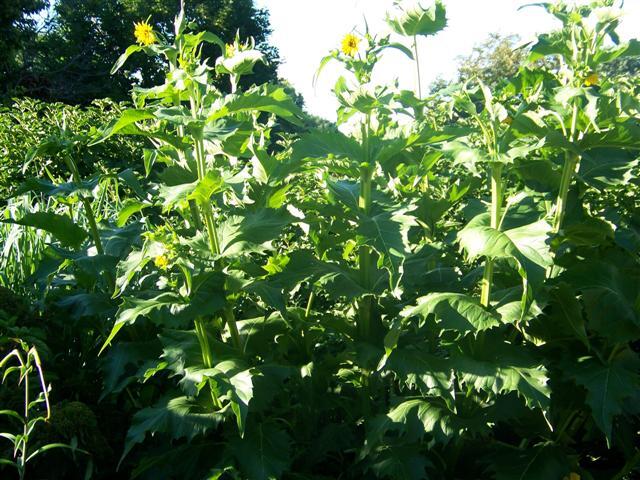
[
  {"x1": 0, "y1": 341, "x2": 88, "y2": 479},
  {"x1": 0, "y1": 98, "x2": 141, "y2": 197},
  {"x1": 1, "y1": 1, "x2": 640, "y2": 479},
  {"x1": 458, "y1": 33, "x2": 527, "y2": 89},
  {"x1": 5, "y1": 0, "x2": 279, "y2": 103},
  {"x1": 0, "y1": 0, "x2": 47, "y2": 92}
]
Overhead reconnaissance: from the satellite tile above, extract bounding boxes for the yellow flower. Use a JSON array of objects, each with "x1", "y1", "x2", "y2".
[
  {"x1": 584, "y1": 72, "x2": 599, "y2": 87},
  {"x1": 154, "y1": 254, "x2": 170, "y2": 270},
  {"x1": 341, "y1": 33, "x2": 360, "y2": 57},
  {"x1": 134, "y1": 20, "x2": 157, "y2": 46}
]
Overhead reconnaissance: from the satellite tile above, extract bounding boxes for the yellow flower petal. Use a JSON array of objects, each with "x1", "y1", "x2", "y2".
[
  {"x1": 584, "y1": 72, "x2": 599, "y2": 87},
  {"x1": 341, "y1": 33, "x2": 360, "y2": 57},
  {"x1": 154, "y1": 254, "x2": 170, "y2": 270},
  {"x1": 134, "y1": 20, "x2": 157, "y2": 46}
]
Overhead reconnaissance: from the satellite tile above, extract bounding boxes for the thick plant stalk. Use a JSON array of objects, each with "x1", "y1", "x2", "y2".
[
  {"x1": 305, "y1": 290, "x2": 315, "y2": 319},
  {"x1": 63, "y1": 155, "x2": 105, "y2": 256},
  {"x1": 63, "y1": 153, "x2": 115, "y2": 292},
  {"x1": 194, "y1": 317, "x2": 222, "y2": 408},
  {"x1": 553, "y1": 103, "x2": 580, "y2": 234},
  {"x1": 480, "y1": 163, "x2": 503, "y2": 307},
  {"x1": 552, "y1": 151, "x2": 579, "y2": 233},
  {"x1": 222, "y1": 307, "x2": 241, "y2": 350},
  {"x1": 175, "y1": 96, "x2": 203, "y2": 231},
  {"x1": 195, "y1": 317, "x2": 213, "y2": 368},
  {"x1": 190, "y1": 98, "x2": 240, "y2": 350},
  {"x1": 357, "y1": 115, "x2": 373, "y2": 339},
  {"x1": 413, "y1": 35, "x2": 422, "y2": 99}
]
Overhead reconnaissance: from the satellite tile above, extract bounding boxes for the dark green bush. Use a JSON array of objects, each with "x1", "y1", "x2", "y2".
[{"x1": 0, "y1": 98, "x2": 142, "y2": 198}]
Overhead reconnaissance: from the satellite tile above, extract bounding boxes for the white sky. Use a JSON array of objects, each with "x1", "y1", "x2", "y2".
[{"x1": 255, "y1": 0, "x2": 640, "y2": 120}]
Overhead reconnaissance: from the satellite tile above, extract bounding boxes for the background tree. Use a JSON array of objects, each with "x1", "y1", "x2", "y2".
[
  {"x1": 457, "y1": 33, "x2": 525, "y2": 89},
  {"x1": 10, "y1": 0, "x2": 279, "y2": 103},
  {"x1": 0, "y1": 0, "x2": 48, "y2": 97},
  {"x1": 427, "y1": 33, "x2": 526, "y2": 94}
]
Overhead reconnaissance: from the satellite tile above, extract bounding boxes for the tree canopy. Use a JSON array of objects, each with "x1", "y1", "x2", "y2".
[{"x1": 2, "y1": 0, "x2": 279, "y2": 103}]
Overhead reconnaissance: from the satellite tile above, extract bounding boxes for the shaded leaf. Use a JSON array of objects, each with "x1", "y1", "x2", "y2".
[
  {"x1": 571, "y1": 356, "x2": 640, "y2": 444},
  {"x1": 402, "y1": 293, "x2": 500, "y2": 334},
  {"x1": 230, "y1": 422, "x2": 292, "y2": 480},
  {"x1": 4, "y1": 212, "x2": 88, "y2": 249}
]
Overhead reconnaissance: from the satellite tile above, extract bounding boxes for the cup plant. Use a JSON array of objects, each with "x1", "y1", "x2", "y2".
[{"x1": 1, "y1": 0, "x2": 639, "y2": 479}]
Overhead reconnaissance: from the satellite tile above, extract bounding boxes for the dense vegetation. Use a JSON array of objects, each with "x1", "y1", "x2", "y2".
[
  {"x1": 1, "y1": 0, "x2": 278, "y2": 103},
  {"x1": 1, "y1": 0, "x2": 640, "y2": 479}
]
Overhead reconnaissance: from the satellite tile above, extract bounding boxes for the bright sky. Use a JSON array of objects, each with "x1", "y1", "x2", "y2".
[{"x1": 255, "y1": 0, "x2": 640, "y2": 121}]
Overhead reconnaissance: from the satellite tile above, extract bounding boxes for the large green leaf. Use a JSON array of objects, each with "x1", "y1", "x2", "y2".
[
  {"x1": 230, "y1": 422, "x2": 292, "y2": 480},
  {"x1": 442, "y1": 140, "x2": 485, "y2": 176},
  {"x1": 218, "y1": 208, "x2": 294, "y2": 257},
  {"x1": 121, "y1": 395, "x2": 224, "y2": 464},
  {"x1": 117, "y1": 199, "x2": 151, "y2": 227},
  {"x1": 570, "y1": 356, "x2": 640, "y2": 444},
  {"x1": 111, "y1": 44, "x2": 143, "y2": 74},
  {"x1": 452, "y1": 332, "x2": 550, "y2": 409},
  {"x1": 100, "y1": 340, "x2": 161, "y2": 398},
  {"x1": 159, "y1": 329, "x2": 235, "y2": 382},
  {"x1": 560, "y1": 258, "x2": 640, "y2": 342},
  {"x1": 364, "y1": 398, "x2": 461, "y2": 457},
  {"x1": 527, "y1": 283, "x2": 588, "y2": 347},
  {"x1": 579, "y1": 120, "x2": 640, "y2": 150},
  {"x1": 218, "y1": 360, "x2": 254, "y2": 436},
  {"x1": 386, "y1": 0, "x2": 448, "y2": 37},
  {"x1": 369, "y1": 446, "x2": 431, "y2": 480},
  {"x1": 215, "y1": 49, "x2": 265, "y2": 76},
  {"x1": 291, "y1": 131, "x2": 363, "y2": 165},
  {"x1": 13, "y1": 177, "x2": 100, "y2": 199},
  {"x1": 594, "y1": 39, "x2": 640, "y2": 63},
  {"x1": 113, "y1": 241, "x2": 166, "y2": 296},
  {"x1": 171, "y1": 359, "x2": 254, "y2": 436},
  {"x1": 250, "y1": 250, "x2": 365, "y2": 305},
  {"x1": 91, "y1": 109, "x2": 155, "y2": 145},
  {"x1": 358, "y1": 209, "x2": 416, "y2": 291},
  {"x1": 57, "y1": 292, "x2": 115, "y2": 319},
  {"x1": 178, "y1": 272, "x2": 226, "y2": 320},
  {"x1": 402, "y1": 293, "x2": 500, "y2": 334},
  {"x1": 100, "y1": 292, "x2": 183, "y2": 353},
  {"x1": 578, "y1": 148, "x2": 639, "y2": 189},
  {"x1": 386, "y1": 346, "x2": 453, "y2": 397},
  {"x1": 208, "y1": 85, "x2": 303, "y2": 126},
  {"x1": 486, "y1": 443, "x2": 571, "y2": 480},
  {"x1": 458, "y1": 214, "x2": 552, "y2": 312},
  {"x1": 5, "y1": 212, "x2": 88, "y2": 249},
  {"x1": 327, "y1": 179, "x2": 361, "y2": 211},
  {"x1": 158, "y1": 171, "x2": 225, "y2": 210}
]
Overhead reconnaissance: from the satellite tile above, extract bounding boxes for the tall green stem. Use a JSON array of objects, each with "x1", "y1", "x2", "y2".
[
  {"x1": 552, "y1": 103, "x2": 579, "y2": 234},
  {"x1": 63, "y1": 153, "x2": 116, "y2": 292},
  {"x1": 223, "y1": 307, "x2": 241, "y2": 350},
  {"x1": 175, "y1": 95, "x2": 203, "y2": 231},
  {"x1": 480, "y1": 163, "x2": 503, "y2": 307},
  {"x1": 190, "y1": 95, "x2": 240, "y2": 350},
  {"x1": 64, "y1": 155, "x2": 104, "y2": 256},
  {"x1": 305, "y1": 290, "x2": 315, "y2": 319},
  {"x1": 194, "y1": 317, "x2": 221, "y2": 408},
  {"x1": 413, "y1": 35, "x2": 422, "y2": 99},
  {"x1": 357, "y1": 115, "x2": 373, "y2": 339},
  {"x1": 195, "y1": 317, "x2": 213, "y2": 367},
  {"x1": 553, "y1": 152, "x2": 578, "y2": 234}
]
